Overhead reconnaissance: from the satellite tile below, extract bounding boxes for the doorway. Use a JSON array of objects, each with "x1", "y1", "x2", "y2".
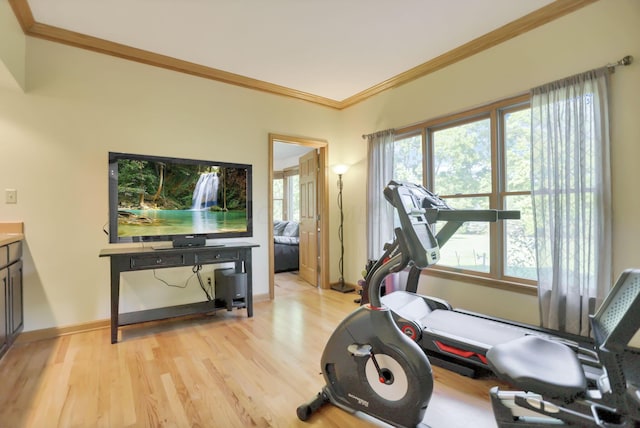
[{"x1": 269, "y1": 134, "x2": 329, "y2": 299}]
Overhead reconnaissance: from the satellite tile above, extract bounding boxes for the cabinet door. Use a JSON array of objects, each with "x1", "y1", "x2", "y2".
[
  {"x1": 0, "y1": 267, "x2": 8, "y2": 356},
  {"x1": 9, "y1": 260, "x2": 23, "y2": 338}
]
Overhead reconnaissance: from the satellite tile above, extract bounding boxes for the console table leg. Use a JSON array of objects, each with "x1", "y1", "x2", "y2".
[
  {"x1": 244, "y1": 250, "x2": 253, "y2": 317},
  {"x1": 110, "y1": 265, "x2": 120, "y2": 343}
]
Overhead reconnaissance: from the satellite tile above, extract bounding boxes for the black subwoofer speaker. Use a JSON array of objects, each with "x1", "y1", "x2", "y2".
[{"x1": 215, "y1": 268, "x2": 247, "y2": 310}]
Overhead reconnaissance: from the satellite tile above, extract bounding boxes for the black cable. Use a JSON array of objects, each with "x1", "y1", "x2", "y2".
[
  {"x1": 194, "y1": 265, "x2": 213, "y2": 301},
  {"x1": 152, "y1": 264, "x2": 213, "y2": 301},
  {"x1": 152, "y1": 269, "x2": 193, "y2": 289}
]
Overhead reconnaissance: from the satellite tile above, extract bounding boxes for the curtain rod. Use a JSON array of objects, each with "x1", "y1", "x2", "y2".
[
  {"x1": 607, "y1": 55, "x2": 633, "y2": 72},
  {"x1": 361, "y1": 128, "x2": 395, "y2": 140}
]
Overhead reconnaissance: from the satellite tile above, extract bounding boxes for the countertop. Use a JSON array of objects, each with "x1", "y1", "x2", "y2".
[
  {"x1": 0, "y1": 222, "x2": 24, "y2": 246},
  {"x1": 0, "y1": 234, "x2": 23, "y2": 246}
]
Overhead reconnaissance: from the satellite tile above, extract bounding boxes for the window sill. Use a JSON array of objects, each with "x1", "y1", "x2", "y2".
[{"x1": 422, "y1": 268, "x2": 538, "y2": 296}]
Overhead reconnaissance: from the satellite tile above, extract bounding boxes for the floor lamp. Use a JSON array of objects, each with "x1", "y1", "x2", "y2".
[{"x1": 331, "y1": 164, "x2": 354, "y2": 293}]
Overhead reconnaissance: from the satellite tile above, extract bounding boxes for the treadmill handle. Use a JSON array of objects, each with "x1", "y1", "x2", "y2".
[
  {"x1": 430, "y1": 209, "x2": 521, "y2": 222},
  {"x1": 497, "y1": 211, "x2": 520, "y2": 220}
]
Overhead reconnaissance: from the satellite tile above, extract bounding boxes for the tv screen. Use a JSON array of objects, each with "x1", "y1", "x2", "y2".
[{"x1": 108, "y1": 152, "x2": 253, "y2": 243}]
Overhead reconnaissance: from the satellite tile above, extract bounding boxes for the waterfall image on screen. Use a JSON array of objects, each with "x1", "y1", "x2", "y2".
[
  {"x1": 108, "y1": 152, "x2": 252, "y2": 243},
  {"x1": 192, "y1": 172, "x2": 219, "y2": 210}
]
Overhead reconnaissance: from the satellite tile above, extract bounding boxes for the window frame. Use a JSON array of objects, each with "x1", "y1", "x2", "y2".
[{"x1": 395, "y1": 93, "x2": 537, "y2": 294}]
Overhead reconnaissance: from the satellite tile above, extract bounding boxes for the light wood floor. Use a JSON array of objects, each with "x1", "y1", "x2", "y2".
[{"x1": 0, "y1": 272, "x2": 505, "y2": 427}]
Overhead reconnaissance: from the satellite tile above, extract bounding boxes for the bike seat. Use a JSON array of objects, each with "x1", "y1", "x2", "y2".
[{"x1": 487, "y1": 335, "x2": 587, "y2": 402}]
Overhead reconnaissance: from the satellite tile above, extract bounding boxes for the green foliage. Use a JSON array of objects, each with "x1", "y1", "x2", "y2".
[
  {"x1": 506, "y1": 220, "x2": 537, "y2": 280},
  {"x1": 393, "y1": 135, "x2": 423, "y2": 183},
  {"x1": 433, "y1": 119, "x2": 491, "y2": 195},
  {"x1": 165, "y1": 164, "x2": 201, "y2": 208},
  {"x1": 219, "y1": 168, "x2": 247, "y2": 211},
  {"x1": 504, "y1": 109, "x2": 532, "y2": 192},
  {"x1": 117, "y1": 160, "x2": 202, "y2": 209},
  {"x1": 117, "y1": 160, "x2": 156, "y2": 206}
]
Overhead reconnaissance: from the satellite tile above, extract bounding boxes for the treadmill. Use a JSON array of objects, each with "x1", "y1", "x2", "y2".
[{"x1": 368, "y1": 181, "x2": 601, "y2": 380}]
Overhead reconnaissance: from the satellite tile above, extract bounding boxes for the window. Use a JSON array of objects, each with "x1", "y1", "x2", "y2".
[
  {"x1": 272, "y1": 175, "x2": 284, "y2": 221},
  {"x1": 273, "y1": 167, "x2": 300, "y2": 222},
  {"x1": 395, "y1": 95, "x2": 536, "y2": 286}
]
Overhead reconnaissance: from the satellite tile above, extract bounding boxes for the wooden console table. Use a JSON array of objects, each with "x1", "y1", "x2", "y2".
[{"x1": 99, "y1": 242, "x2": 258, "y2": 343}]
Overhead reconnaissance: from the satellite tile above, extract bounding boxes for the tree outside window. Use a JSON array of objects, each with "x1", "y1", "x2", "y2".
[{"x1": 393, "y1": 134, "x2": 423, "y2": 183}]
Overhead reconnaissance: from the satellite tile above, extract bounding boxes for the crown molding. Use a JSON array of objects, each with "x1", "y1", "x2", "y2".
[{"x1": 9, "y1": 0, "x2": 598, "y2": 110}]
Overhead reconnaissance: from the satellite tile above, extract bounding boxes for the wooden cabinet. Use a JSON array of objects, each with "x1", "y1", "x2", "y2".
[
  {"x1": 9, "y1": 259, "x2": 23, "y2": 340},
  {"x1": 0, "y1": 240, "x2": 23, "y2": 360},
  {"x1": 0, "y1": 267, "x2": 7, "y2": 357}
]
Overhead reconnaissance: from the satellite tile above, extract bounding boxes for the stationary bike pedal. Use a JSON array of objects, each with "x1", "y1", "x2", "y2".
[{"x1": 347, "y1": 344, "x2": 372, "y2": 357}]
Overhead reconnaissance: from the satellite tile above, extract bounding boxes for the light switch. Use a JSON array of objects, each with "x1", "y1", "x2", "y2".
[{"x1": 5, "y1": 189, "x2": 17, "y2": 204}]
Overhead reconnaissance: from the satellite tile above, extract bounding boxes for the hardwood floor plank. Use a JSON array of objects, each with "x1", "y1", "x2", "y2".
[{"x1": 0, "y1": 272, "x2": 504, "y2": 427}]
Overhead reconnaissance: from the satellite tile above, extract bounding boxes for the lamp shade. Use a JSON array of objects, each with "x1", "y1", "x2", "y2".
[{"x1": 332, "y1": 164, "x2": 350, "y2": 175}]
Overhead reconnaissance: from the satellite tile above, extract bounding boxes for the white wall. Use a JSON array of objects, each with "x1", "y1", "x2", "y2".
[
  {"x1": 0, "y1": 0, "x2": 25, "y2": 90},
  {"x1": 0, "y1": 30, "x2": 340, "y2": 331},
  {"x1": 339, "y1": 0, "x2": 640, "y2": 324}
]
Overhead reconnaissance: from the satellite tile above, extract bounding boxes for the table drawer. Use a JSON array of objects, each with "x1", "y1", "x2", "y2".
[
  {"x1": 194, "y1": 249, "x2": 240, "y2": 264},
  {"x1": 130, "y1": 253, "x2": 185, "y2": 269}
]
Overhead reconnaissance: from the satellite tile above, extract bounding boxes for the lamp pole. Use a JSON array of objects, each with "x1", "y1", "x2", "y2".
[{"x1": 332, "y1": 166, "x2": 354, "y2": 293}]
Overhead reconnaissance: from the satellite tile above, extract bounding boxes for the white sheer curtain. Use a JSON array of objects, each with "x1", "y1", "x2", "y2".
[
  {"x1": 366, "y1": 129, "x2": 395, "y2": 260},
  {"x1": 531, "y1": 67, "x2": 612, "y2": 336}
]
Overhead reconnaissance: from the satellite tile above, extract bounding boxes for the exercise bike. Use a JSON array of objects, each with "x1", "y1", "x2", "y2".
[
  {"x1": 296, "y1": 181, "x2": 445, "y2": 427},
  {"x1": 297, "y1": 180, "x2": 530, "y2": 426}
]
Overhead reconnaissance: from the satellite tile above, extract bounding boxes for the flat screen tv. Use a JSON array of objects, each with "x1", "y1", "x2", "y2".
[{"x1": 108, "y1": 152, "x2": 253, "y2": 244}]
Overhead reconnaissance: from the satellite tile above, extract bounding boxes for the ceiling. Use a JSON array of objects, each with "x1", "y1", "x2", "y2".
[
  {"x1": 9, "y1": 0, "x2": 595, "y2": 108},
  {"x1": 273, "y1": 142, "x2": 313, "y2": 170}
]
